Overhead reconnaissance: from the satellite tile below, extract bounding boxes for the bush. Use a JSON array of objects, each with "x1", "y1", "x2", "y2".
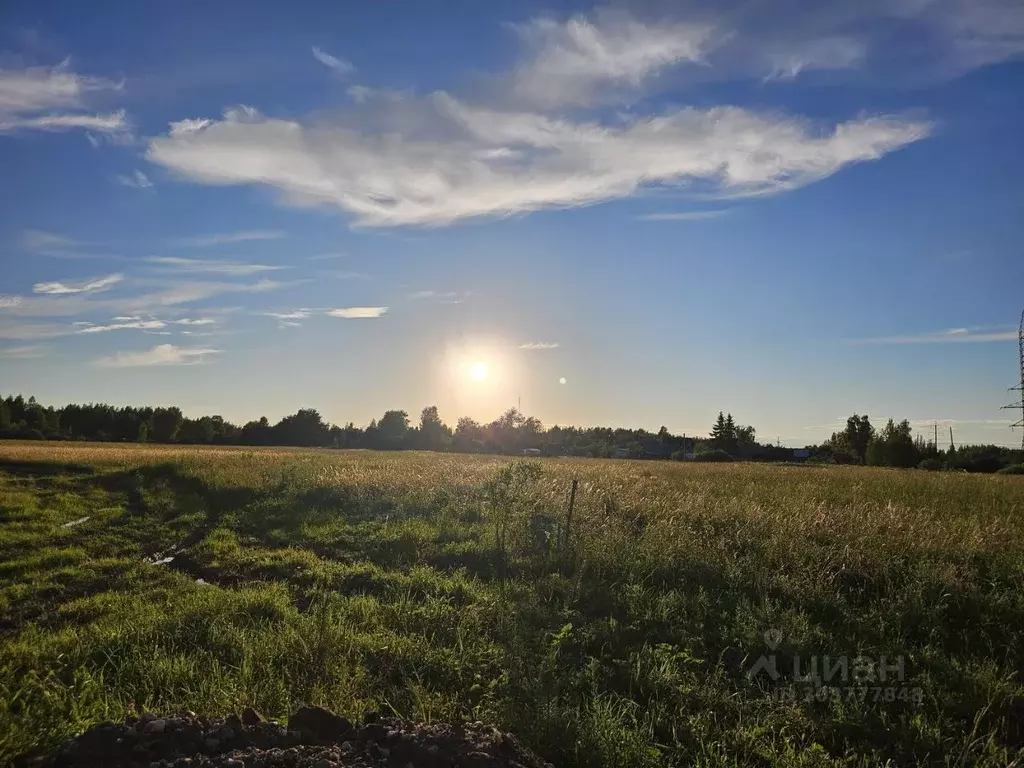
[
  {"x1": 996, "y1": 463, "x2": 1024, "y2": 475},
  {"x1": 918, "y1": 458, "x2": 944, "y2": 471},
  {"x1": 692, "y1": 449, "x2": 733, "y2": 463}
]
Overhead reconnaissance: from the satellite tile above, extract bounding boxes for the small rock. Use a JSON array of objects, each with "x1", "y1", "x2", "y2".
[
  {"x1": 288, "y1": 706, "x2": 353, "y2": 741},
  {"x1": 314, "y1": 760, "x2": 335, "y2": 768},
  {"x1": 144, "y1": 718, "x2": 167, "y2": 733},
  {"x1": 242, "y1": 707, "x2": 264, "y2": 726},
  {"x1": 361, "y1": 723, "x2": 387, "y2": 743},
  {"x1": 223, "y1": 760, "x2": 244, "y2": 768},
  {"x1": 203, "y1": 738, "x2": 220, "y2": 750}
]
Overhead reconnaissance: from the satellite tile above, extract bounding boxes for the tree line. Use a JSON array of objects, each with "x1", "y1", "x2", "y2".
[
  {"x1": 1, "y1": 394, "x2": 1020, "y2": 473},
  {"x1": 818, "y1": 413, "x2": 1023, "y2": 474}
]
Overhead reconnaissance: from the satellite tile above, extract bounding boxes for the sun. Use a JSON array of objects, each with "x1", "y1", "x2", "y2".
[{"x1": 469, "y1": 362, "x2": 488, "y2": 381}]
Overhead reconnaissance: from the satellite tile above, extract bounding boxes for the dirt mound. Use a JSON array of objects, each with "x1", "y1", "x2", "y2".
[{"x1": 15, "y1": 707, "x2": 552, "y2": 768}]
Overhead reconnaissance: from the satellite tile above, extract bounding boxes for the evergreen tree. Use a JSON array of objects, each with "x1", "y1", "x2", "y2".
[{"x1": 710, "y1": 411, "x2": 727, "y2": 449}]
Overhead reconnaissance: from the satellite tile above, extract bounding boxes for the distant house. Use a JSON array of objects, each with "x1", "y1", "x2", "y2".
[
  {"x1": 792, "y1": 449, "x2": 810, "y2": 460},
  {"x1": 613, "y1": 437, "x2": 694, "y2": 460},
  {"x1": 522, "y1": 448, "x2": 542, "y2": 456}
]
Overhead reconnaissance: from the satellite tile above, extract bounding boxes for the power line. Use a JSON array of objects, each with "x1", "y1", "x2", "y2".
[{"x1": 1001, "y1": 309, "x2": 1024, "y2": 450}]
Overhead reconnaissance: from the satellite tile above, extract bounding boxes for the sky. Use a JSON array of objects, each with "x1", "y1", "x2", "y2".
[{"x1": 1, "y1": 0, "x2": 1023, "y2": 447}]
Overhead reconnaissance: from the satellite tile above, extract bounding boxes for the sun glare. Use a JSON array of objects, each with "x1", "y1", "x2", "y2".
[{"x1": 469, "y1": 362, "x2": 488, "y2": 381}]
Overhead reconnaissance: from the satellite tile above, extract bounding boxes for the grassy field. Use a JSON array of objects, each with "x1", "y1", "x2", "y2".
[{"x1": 1, "y1": 441, "x2": 1022, "y2": 767}]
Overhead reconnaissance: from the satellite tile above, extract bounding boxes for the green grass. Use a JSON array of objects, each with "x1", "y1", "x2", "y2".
[{"x1": 1, "y1": 441, "x2": 1023, "y2": 766}]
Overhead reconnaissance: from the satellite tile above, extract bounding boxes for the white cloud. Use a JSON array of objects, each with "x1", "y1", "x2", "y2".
[
  {"x1": 0, "y1": 322, "x2": 72, "y2": 340},
  {"x1": 0, "y1": 61, "x2": 127, "y2": 134},
  {"x1": 277, "y1": 321, "x2": 302, "y2": 328},
  {"x1": 519, "y1": 342, "x2": 560, "y2": 350},
  {"x1": 410, "y1": 290, "x2": 460, "y2": 300},
  {"x1": 173, "y1": 318, "x2": 216, "y2": 325},
  {"x1": 347, "y1": 85, "x2": 372, "y2": 103},
  {"x1": 173, "y1": 229, "x2": 285, "y2": 247},
  {"x1": 20, "y1": 229, "x2": 115, "y2": 260},
  {"x1": 146, "y1": 9, "x2": 949, "y2": 228},
  {"x1": 925, "y1": 0, "x2": 1024, "y2": 73},
  {"x1": 117, "y1": 169, "x2": 153, "y2": 188},
  {"x1": 326, "y1": 306, "x2": 388, "y2": 318},
  {"x1": 76, "y1": 319, "x2": 166, "y2": 333},
  {"x1": 312, "y1": 46, "x2": 355, "y2": 75},
  {"x1": 510, "y1": 13, "x2": 714, "y2": 108},
  {"x1": 763, "y1": 37, "x2": 866, "y2": 81},
  {"x1": 638, "y1": 210, "x2": 729, "y2": 221},
  {"x1": 0, "y1": 345, "x2": 45, "y2": 359},
  {"x1": 94, "y1": 343, "x2": 221, "y2": 368},
  {"x1": 147, "y1": 99, "x2": 929, "y2": 227},
  {"x1": 853, "y1": 328, "x2": 1019, "y2": 344},
  {"x1": 21, "y1": 229, "x2": 84, "y2": 253},
  {"x1": 32, "y1": 273, "x2": 123, "y2": 295},
  {"x1": 145, "y1": 4, "x2": 1024, "y2": 229},
  {"x1": 3, "y1": 279, "x2": 291, "y2": 318},
  {"x1": 263, "y1": 310, "x2": 311, "y2": 320},
  {"x1": 169, "y1": 118, "x2": 213, "y2": 136},
  {"x1": 0, "y1": 110, "x2": 127, "y2": 134},
  {"x1": 0, "y1": 295, "x2": 22, "y2": 308},
  {"x1": 145, "y1": 256, "x2": 285, "y2": 276}
]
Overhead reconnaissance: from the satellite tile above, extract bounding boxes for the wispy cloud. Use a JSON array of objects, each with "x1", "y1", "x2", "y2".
[
  {"x1": 0, "y1": 322, "x2": 72, "y2": 340},
  {"x1": 32, "y1": 273, "x2": 123, "y2": 295},
  {"x1": 322, "y1": 270, "x2": 368, "y2": 280},
  {"x1": 510, "y1": 12, "x2": 714, "y2": 108},
  {"x1": 409, "y1": 290, "x2": 460, "y2": 300},
  {"x1": 0, "y1": 344, "x2": 46, "y2": 359},
  {"x1": 326, "y1": 306, "x2": 388, "y2": 319},
  {"x1": 116, "y1": 169, "x2": 153, "y2": 188},
  {"x1": 0, "y1": 295, "x2": 22, "y2": 308},
  {"x1": 262, "y1": 310, "x2": 311, "y2": 320},
  {"x1": 312, "y1": 46, "x2": 355, "y2": 75},
  {"x1": 173, "y1": 318, "x2": 215, "y2": 326},
  {"x1": 144, "y1": 4, "x2": 1024, "y2": 230},
  {"x1": 637, "y1": 210, "x2": 729, "y2": 221},
  {"x1": 0, "y1": 60, "x2": 127, "y2": 135},
  {"x1": 20, "y1": 229, "x2": 117, "y2": 260},
  {"x1": 145, "y1": 256, "x2": 285, "y2": 276},
  {"x1": 76, "y1": 319, "x2": 166, "y2": 333},
  {"x1": 852, "y1": 327, "x2": 1019, "y2": 344},
  {"x1": 173, "y1": 230, "x2": 285, "y2": 247},
  {"x1": 3, "y1": 279, "x2": 291, "y2": 319},
  {"x1": 94, "y1": 343, "x2": 221, "y2": 368},
  {"x1": 519, "y1": 341, "x2": 560, "y2": 350},
  {"x1": 150, "y1": 101, "x2": 929, "y2": 227},
  {"x1": 22, "y1": 229, "x2": 82, "y2": 251}
]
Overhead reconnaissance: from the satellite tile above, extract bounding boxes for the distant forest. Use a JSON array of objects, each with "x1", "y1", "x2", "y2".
[{"x1": 1, "y1": 393, "x2": 1021, "y2": 473}]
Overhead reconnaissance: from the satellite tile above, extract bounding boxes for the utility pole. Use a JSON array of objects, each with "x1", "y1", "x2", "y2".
[
  {"x1": 933, "y1": 421, "x2": 938, "y2": 449},
  {"x1": 1001, "y1": 310, "x2": 1024, "y2": 450},
  {"x1": 949, "y1": 426, "x2": 955, "y2": 453}
]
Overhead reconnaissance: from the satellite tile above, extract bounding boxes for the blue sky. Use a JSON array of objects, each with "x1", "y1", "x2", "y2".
[{"x1": 1, "y1": 0, "x2": 1023, "y2": 446}]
